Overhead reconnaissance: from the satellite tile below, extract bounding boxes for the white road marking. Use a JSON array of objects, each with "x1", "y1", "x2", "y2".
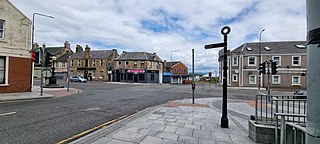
[
  {"x1": 0, "y1": 112, "x2": 17, "y2": 116},
  {"x1": 257, "y1": 92, "x2": 266, "y2": 95}
]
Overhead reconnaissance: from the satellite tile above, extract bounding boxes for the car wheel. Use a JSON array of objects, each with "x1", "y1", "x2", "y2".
[{"x1": 78, "y1": 80, "x2": 81, "y2": 83}]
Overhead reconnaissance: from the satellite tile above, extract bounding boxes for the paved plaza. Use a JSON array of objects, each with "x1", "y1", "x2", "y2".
[{"x1": 72, "y1": 98, "x2": 255, "y2": 144}]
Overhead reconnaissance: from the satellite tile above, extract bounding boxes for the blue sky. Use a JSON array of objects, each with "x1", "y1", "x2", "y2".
[{"x1": 11, "y1": 0, "x2": 306, "y2": 73}]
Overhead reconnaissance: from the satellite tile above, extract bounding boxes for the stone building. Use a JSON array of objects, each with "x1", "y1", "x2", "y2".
[
  {"x1": 33, "y1": 41, "x2": 73, "y2": 79},
  {"x1": 219, "y1": 41, "x2": 307, "y2": 89},
  {"x1": 114, "y1": 52, "x2": 163, "y2": 83},
  {"x1": 0, "y1": 0, "x2": 32, "y2": 93},
  {"x1": 69, "y1": 45, "x2": 118, "y2": 81}
]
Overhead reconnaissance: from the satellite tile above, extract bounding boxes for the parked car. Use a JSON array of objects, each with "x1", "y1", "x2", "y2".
[
  {"x1": 70, "y1": 75, "x2": 87, "y2": 83},
  {"x1": 293, "y1": 90, "x2": 307, "y2": 99}
]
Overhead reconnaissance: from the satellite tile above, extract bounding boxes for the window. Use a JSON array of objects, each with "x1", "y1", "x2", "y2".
[
  {"x1": 118, "y1": 61, "x2": 121, "y2": 65},
  {"x1": 71, "y1": 60, "x2": 74, "y2": 67},
  {"x1": 62, "y1": 62, "x2": 65, "y2": 68},
  {"x1": 156, "y1": 62, "x2": 160, "y2": 69},
  {"x1": 139, "y1": 74, "x2": 145, "y2": 81},
  {"x1": 151, "y1": 74, "x2": 155, "y2": 81},
  {"x1": 92, "y1": 59, "x2": 96, "y2": 67},
  {"x1": 272, "y1": 56, "x2": 281, "y2": 66},
  {"x1": 100, "y1": 59, "x2": 103, "y2": 67},
  {"x1": 232, "y1": 57, "x2": 238, "y2": 66},
  {"x1": 141, "y1": 61, "x2": 145, "y2": 68},
  {"x1": 133, "y1": 61, "x2": 137, "y2": 68},
  {"x1": 232, "y1": 74, "x2": 238, "y2": 82},
  {"x1": 272, "y1": 75, "x2": 280, "y2": 84},
  {"x1": 249, "y1": 75, "x2": 256, "y2": 84},
  {"x1": 264, "y1": 47, "x2": 271, "y2": 51},
  {"x1": 292, "y1": 56, "x2": 301, "y2": 66},
  {"x1": 0, "y1": 56, "x2": 7, "y2": 84},
  {"x1": 0, "y1": 20, "x2": 4, "y2": 39},
  {"x1": 248, "y1": 56, "x2": 256, "y2": 66},
  {"x1": 100, "y1": 71, "x2": 104, "y2": 79},
  {"x1": 246, "y1": 47, "x2": 252, "y2": 51},
  {"x1": 126, "y1": 61, "x2": 129, "y2": 65},
  {"x1": 78, "y1": 60, "x2": 81, "y2": 67},
  {"x1": 292, "y1": 76, "x2": 301, "y2": 85},
  {"x1": 127, "y1": 73, "x2": 133, "y2": 80}
]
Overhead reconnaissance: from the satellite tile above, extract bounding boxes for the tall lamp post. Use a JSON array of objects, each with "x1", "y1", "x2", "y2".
[
  {"x1": 32, "y1": 13, "x2": 54, "y2": 95},
  {"x1": 170, "y1": 50, "x2": 179, "y2": 61},
  {"x1": 258, "y1": 29, "x2": 265, "y2": 89},
  {"x1": 32, "y1": 13, "x2": 55, "y2": 50}
]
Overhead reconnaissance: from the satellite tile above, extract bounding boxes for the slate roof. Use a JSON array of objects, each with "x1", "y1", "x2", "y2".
[
  {"x1": 71, "y1": 50, "x2": 114, "y2": 59},
  {"x1": 115, "y1": 52, "x2": 163, "y2": 62},
  {"x1": 56, "y1": 53, "x2": 73, "y2": 62},
  {"x1": 45, "y1": 47, "x2": 65, "y2": 55},
  {"x1": 165, "y1": 61, "x2": 180, "y2": 68},
  {"x1": 231, "y1": 41, "x2": 307, "y2": 55}
]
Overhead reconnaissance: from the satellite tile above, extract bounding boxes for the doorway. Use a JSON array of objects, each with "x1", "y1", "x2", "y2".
[{"x1": 134, "y1": 74, "x2": 138, "y2": 82}]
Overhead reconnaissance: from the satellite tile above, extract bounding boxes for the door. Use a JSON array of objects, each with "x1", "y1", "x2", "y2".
[{"x1": 134, "y1": 74, "x2": 138, "y2": 82}]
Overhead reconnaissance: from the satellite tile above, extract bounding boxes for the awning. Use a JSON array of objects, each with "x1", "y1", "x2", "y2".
[{"x1": 163, "y1": 72, "x2": 172, "y2": 76}]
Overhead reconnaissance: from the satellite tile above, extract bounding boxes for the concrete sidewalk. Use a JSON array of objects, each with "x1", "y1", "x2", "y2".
[
  {"x1": 71, "y1": 98, "x2": 256, "y2": 144},
  {"x1": 0, "y1": 87, "x2": 81, "y2": 102}
]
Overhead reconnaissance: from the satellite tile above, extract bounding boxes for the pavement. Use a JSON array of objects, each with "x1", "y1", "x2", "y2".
[
  {"x1": 70, "y1": 98, "x2": 256, "y2": 144},
  {"x1": 0, "y1": 86, "x2": 81, "y2": 102}
]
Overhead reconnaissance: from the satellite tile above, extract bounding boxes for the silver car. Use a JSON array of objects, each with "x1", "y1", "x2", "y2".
[{"x1": 70, "y1": 75, "x2": 87, "y2": 83}]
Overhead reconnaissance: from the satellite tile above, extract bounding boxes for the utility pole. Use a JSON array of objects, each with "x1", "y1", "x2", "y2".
[
  {"x1": 306, "y1": 0, "x2": 320, "y2": 143},
  {"x1": 204, "y1": 26, "x2": 231, "y2": 128}
]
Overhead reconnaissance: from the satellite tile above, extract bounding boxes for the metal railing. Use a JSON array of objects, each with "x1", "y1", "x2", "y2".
[
  {"x1": 255, "y1": 94, "x2": 307, "y2": 125},
  {"x1": 274, "y1": 113, "x2": 306, "y2": 144}
]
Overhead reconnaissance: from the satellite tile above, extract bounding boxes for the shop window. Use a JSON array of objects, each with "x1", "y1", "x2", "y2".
[
  {"x1": 139, "y1": 74, "x2": 145, "y2": 81},
  {"x1": 151, "y1": 74, "x2": 155, "y2": 81},
  {"x1": 128, "y1": 73, "x2": 133, "y2": 80}
]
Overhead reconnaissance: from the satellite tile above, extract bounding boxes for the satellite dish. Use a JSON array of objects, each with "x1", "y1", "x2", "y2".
[{"x1": 235, "y1": 69, "x2": 239, "y2": 73}]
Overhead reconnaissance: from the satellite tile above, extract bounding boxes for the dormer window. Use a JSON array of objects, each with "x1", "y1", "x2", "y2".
[
  {"x1": 246, "y1": 47, "x2": 252, "y2": 51},
  {"x1": 264, "y1": 47, "x2": 271, "y2": 51},
  {"x1": 295, "y1": 45, "x2": 306, "y2": 49}
]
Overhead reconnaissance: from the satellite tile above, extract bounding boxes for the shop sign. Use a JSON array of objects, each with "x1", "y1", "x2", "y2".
[{"x1": 127, "y1": 69, "x2": 145, "y2": 74}]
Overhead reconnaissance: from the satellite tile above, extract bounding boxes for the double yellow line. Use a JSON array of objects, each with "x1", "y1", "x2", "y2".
[{"x1": 57, "y1": 115, "x2": 128, "y2": 144}]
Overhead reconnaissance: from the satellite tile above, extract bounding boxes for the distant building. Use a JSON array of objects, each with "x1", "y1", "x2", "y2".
[
  {"x1": 163, "y1": 61, "x2": 188, "y2": 84},
  {"x1": 0, "y1": 0, "x2": 32, "y2": 93},
  {"x1": 219, "y1": 41, "x2": 307, "y2": 89},
  {"x1": 33, "y1": 41, "x2": 74, "y2": 79},
  {"x1": 114, "y1": 51, "x2": 163, "y2": 83},
  {"x1": 69, "y1": 45, "x2": 118, "y2": 81}
]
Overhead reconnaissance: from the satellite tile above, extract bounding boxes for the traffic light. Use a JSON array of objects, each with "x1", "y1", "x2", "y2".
[
  {"x1": 259, "y1": 62, "x2": 266, "y2": 75},
  {"x1": 271, "y1": 61, "x2": 278, "y2": 74},
  {"x1": 45, "y1": 52, "x2": 53, "y2": 66},
  {"x1": 32, "y1": 51, "x2": 41, "y2": 64}
]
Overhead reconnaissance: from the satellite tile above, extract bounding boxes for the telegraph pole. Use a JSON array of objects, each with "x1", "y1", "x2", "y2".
[
  {"x1": 306, "y1": 0, "x2": 320, "y2": 143},
  {"x1": 192, "y1": 49, "x2": 195, "y2": 104}
]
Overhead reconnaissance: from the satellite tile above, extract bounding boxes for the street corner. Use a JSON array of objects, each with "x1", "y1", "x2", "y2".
[{"x1": 44, "y1": 88, "x2": 82, "y2": 98}]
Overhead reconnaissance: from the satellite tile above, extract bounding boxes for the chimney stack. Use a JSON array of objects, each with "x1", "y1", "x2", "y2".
[{"x1": 76, "y1": 45, "x2": 83, "y2": 53}]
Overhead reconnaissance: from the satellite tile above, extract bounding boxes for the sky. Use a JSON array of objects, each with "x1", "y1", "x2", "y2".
[{"x1": 10, "y1": 0, "x2": 306, "y2": 73}]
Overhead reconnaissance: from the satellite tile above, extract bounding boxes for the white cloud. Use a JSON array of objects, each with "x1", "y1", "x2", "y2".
[{"x1": 10, "y1": 0, "x2": 306, "y2": 73}]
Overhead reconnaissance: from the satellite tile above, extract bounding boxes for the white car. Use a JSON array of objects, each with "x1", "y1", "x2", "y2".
[{"x1": 70, "y1": 75, "x2": 87, "y2": 83}]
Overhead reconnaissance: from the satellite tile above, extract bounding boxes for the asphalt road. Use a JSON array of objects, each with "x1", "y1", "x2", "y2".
[{"x1": 0, "y1": 80, "x2": 292, "y2": 144}]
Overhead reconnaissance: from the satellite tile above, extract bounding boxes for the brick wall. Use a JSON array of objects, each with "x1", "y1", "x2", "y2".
[{"x1": 0, "y1": 57, "x2": 32, "y2": 93}]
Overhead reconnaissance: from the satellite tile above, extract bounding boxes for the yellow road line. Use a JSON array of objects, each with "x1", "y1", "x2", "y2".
[{"x1": 56, "y1": 115, "x2": 128, "y2": 144}]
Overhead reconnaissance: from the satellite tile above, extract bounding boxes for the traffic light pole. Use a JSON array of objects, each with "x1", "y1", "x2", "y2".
[
  {"x1": 267, "y1": 61, "x2": 271, "y2": 96},
  {"x1": 40, "y1": 44, "x2": 45, "y2": 95}
]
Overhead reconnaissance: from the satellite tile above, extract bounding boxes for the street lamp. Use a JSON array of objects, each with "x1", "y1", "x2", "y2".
[
  {"x1": 32, "y1": 13, "x2": 55, "y2": 50},
  {"x1": 170, "y1": 50, "x2": 179, "y2": 61},
  {"x1": 258, "y1": 29, "x2": 265, "y2": 89},
  {"x1": 32, "y1": 13, "x2": 54, "y2": 95}
]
